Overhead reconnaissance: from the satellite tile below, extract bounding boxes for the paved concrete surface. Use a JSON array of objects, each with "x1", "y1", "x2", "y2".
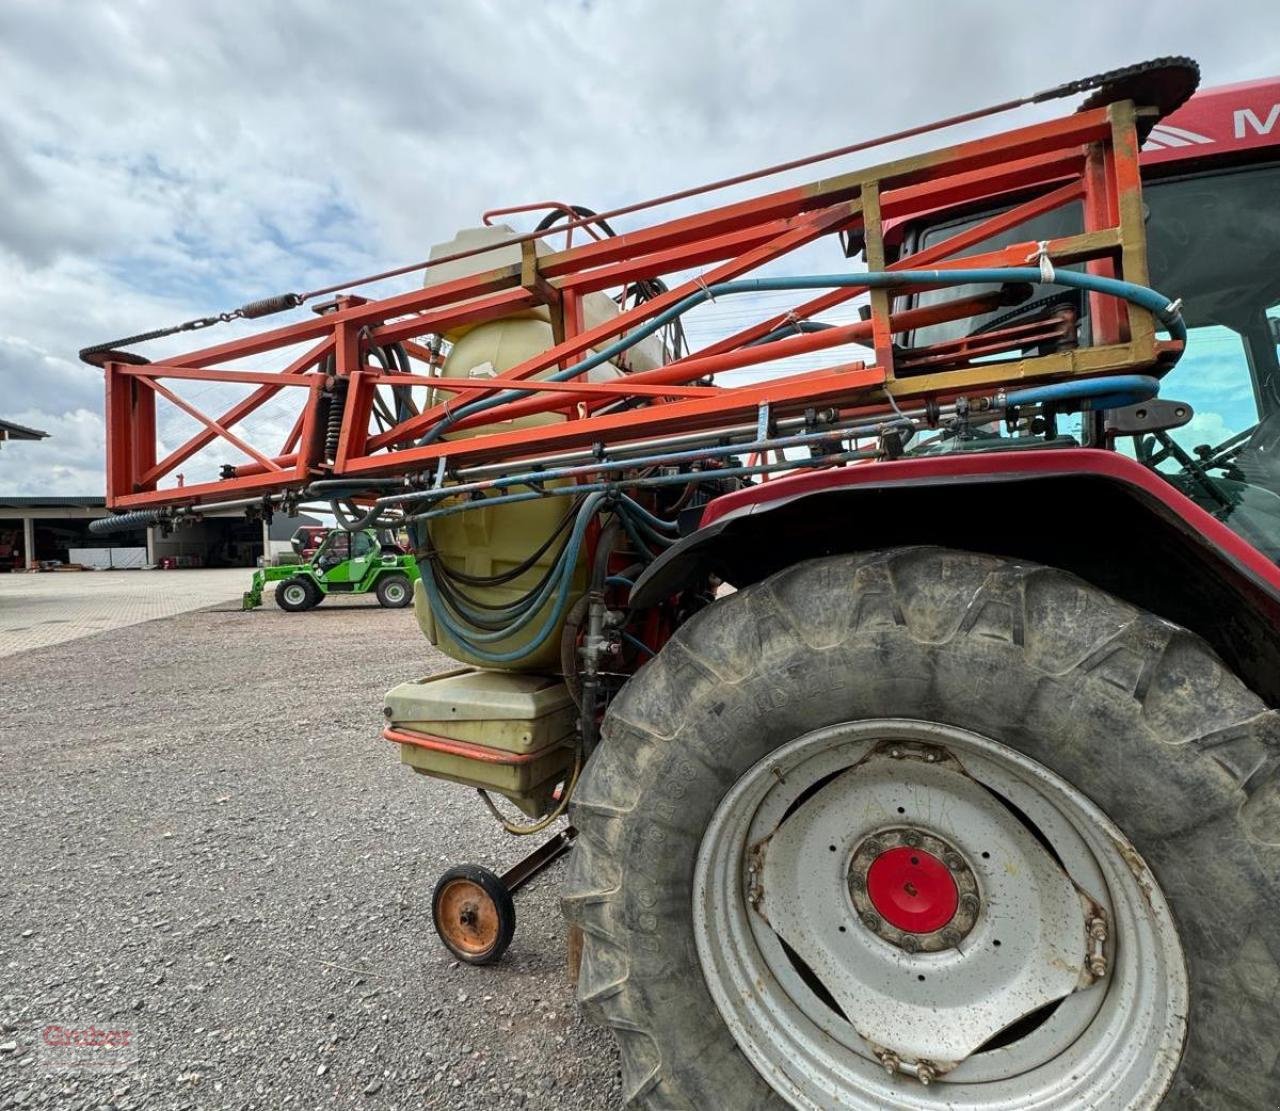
[
  {"x1": 0, "y1": 591, "x2": 619, "y2": 1110},
  {"x1": 0, "y1": 570, "x2": 249, "y2": 658}
]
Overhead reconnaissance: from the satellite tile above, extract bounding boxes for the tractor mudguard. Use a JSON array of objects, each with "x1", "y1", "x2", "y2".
[{"x1": 632, "y1": 448, "x2": 1280, "y2": 703}]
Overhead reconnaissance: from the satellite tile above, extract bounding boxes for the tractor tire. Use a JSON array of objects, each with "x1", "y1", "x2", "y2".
[
  {"x1": 562, "y1": 548, "x2": 1280, "y2": 1110},
  {"x1": 375, "y1": 573, "x2": 412, "y2": 608},
  {"x1": 274, "y1": 576, "x2": 319, "y2": 612}
]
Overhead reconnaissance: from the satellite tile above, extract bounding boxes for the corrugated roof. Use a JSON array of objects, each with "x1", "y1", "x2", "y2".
[
  {"x1": 0, "y1": 496, "x2": 106, "y2": 508},
  {"x1": 0, "y1": 418, "x2": 48, "y2": 441}
]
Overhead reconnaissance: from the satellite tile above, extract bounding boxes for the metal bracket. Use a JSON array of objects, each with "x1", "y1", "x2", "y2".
[
  {"x1": 756, "y1": 402, "x2": 772, "y2": 442},
  {"x1": 1105, "y1": 397, "x2": 1194, "y2": 436},
  {"x1": 500, "y1": 826, "x2": 577, "y2": 894}
]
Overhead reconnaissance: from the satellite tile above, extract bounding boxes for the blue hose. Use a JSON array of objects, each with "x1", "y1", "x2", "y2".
[
  {"x1": 421, "y1": 267, "x2": 1186, "y2": 442},
  {"x1": 618, "y1": 494, "x2": 680, "y2": 533},
  {"x1": 1005, "y1": 375, "x2": 1158, "y2": 411},
  {"x1": 419, "y1": 491, "x2": 605, "y2": 664}
]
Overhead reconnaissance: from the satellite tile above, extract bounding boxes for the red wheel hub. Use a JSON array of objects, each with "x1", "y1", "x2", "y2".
[{"x1": 866, "y1": 846, "x2": 958, "y2": 934}]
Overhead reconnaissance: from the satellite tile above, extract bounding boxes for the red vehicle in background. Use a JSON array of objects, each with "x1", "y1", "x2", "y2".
[{"x1": 288, "y1": 525, "x2": 327, "y2": 561}]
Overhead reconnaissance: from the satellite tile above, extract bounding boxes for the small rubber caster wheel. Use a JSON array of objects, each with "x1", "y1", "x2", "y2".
[{"x1": 431, "y1": 864, "x2": 515, "y2": 965}]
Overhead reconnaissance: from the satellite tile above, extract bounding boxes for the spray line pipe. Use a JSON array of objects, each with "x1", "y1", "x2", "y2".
[
  {"x1": 394, "y1": 371, "x2": 1160, "y2": 515},
  {"x1": 421, "y1": 268, "x2": 1185, "y2": 443},
  {"x1": 90, "y1": 372, "x2": 1158, "y2": 536},
  {"x1": 400, "y1": 371, "x2": 1157, "y2": 529},
  {"x1": 407, "y1": 448, "x2": 880, "y2": 526},
  {"x1": 381, "y1": 416, "x2": 914, "y2": 510}
]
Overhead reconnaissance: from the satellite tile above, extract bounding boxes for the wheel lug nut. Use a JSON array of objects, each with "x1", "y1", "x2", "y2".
[
  {"x1": 902, "y1": 832, "x2": 920, "y2": 848},
  {"x1": 900, "y1": 934, "x2": 919, "y2": 952},
  {"x1": 960, "y1": 893, "x2": 979, "y2": 912},
  {"x1": 917, "y1": 1062, "x2": 937, "y2": 1086},
  {"x1": 941, "y1": 928, "x2": 961, "y2": 947},
  {"x1": 943, "y1": 852, "x2": 964, "y2": 871},
  {"x1": 863, "y1": 838, "x2": 883, "y2": 856},
  {"x1": 861, "y1": 913, "x2": 881, "y2": 931},
  {"x1": 1088, "y1": 955, "x2": 1108, "y2": 977}
]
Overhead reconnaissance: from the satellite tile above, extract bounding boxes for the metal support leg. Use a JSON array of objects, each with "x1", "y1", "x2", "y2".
[{"x1": 500, "y1": 826, "x2": 578, "y2": 895}]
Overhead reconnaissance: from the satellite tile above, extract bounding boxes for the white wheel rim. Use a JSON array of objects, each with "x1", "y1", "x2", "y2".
[
  {"x1": 284, "y1": 584, "x2": 307, "y2": 605},
  {"x1": 692, "y1": 719, "x2": 1188, "y2": 1109},
  {"x1": 384, "y1": 581, "x2": 405, "y2": 602}
]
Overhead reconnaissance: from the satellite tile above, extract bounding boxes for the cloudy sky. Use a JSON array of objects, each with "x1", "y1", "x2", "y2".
[{"x1": 0, "y1": 0, "x2": 1275, "y2": 496}]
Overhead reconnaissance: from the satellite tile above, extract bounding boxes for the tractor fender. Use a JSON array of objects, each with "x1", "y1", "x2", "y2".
[{"x1": 633, "y1": 448, "x2": 1280, "y2": 703}]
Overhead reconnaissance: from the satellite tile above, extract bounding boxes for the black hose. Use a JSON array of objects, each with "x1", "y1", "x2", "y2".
[
  {"x1": 88, "y1": 509, "x2": 163, "y2": 535},
  {"x1": 428, "y1": 496, "x2": 582, "y2": 587},
  {"x1": 534, "y1": 204, "x2": 619, "y2": 238}
]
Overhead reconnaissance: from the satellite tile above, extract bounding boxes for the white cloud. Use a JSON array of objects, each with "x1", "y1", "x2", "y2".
[{"x1": 1, "y1": 0, "x2": 1275, "y2": 494}]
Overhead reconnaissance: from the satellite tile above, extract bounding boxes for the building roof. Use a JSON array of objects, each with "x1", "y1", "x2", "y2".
[
  {"x1": 0, "y1": 418, "x2": 48, "y2": 442},
  {"x1": 268, "y1": 512, "x2": 323, "y2": 540},
  {"x1": 0, "y1": 496, "x2": 106, "y2": 508}
]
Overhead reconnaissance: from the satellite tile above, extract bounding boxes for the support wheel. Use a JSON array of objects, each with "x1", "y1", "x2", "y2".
[
  {"x1": 563, "y1": 547, "x2": 1280, "y2": 1109},
  {"x1": 274, "y1": 576, "x2": 319, "y2": 612},
  {"x1": 376, "y1": 573, "x2": 412, "y2": 608},
  {"x1": 432, "y1": 864, "x2": 515, "y2": 966}
]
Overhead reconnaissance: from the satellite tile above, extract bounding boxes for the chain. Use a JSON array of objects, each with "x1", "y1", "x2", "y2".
[{"x1": 78, "y1": 293, "x2": 303, "y2": 365}]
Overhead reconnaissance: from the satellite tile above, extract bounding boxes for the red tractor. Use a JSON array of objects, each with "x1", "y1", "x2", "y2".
[{"x1": 88, "y1": 59, "x2": 1279, "y2": 1108}]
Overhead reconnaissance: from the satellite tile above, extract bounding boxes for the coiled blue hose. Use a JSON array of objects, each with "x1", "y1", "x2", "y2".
[{"x1": 419, "y1": 491, "x2": 605, "y2": 664}]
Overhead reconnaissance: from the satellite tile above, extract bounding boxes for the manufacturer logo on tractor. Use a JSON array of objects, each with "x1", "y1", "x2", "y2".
[{"x1": 1235, "y1": 104, "x2": 1280, "y2": 138}]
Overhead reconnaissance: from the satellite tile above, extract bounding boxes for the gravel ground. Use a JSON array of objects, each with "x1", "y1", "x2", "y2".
[{"x1": 0, "y1": 594, "x2": 620, "y2": 1110}]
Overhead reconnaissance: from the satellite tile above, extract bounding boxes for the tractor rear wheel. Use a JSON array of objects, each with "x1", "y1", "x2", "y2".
[
  {"x1": 274, "y1": 576, "x2": 319, "y2": 612},
  {"x1": 375, "y1": 572, "x2": 412, "y2": 608},
  {"x1": 562, "y1": 548, "x2": 1280, "y2": 1109}
]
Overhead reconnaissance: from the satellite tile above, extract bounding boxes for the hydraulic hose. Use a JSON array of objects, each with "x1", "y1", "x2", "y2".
[
  {"x1": 1004, "y1": 375, "x2": 1158, "y2": 411},
  {"x1": 88, "y1": 509, "x2": 163, "y2": 535},
  {"x1": 421, "y1": 267, "x2": 1186, "y2": 443},
  {"x1": 430, "y1": 497, "x2": 582, "y2": 587},
  {"x1": 419, "y1": 491, "x2": 607, "y2": 664},
  {"x1": 617, "y1": 494, "x2": 680, "y2": 534}
]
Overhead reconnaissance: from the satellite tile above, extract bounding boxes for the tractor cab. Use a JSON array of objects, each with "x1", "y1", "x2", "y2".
[{"x1": 892, "y1": 79, "x2": 1280, "y2": 560}]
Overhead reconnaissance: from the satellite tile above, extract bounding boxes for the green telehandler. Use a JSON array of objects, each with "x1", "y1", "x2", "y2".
[{"x1": 243, "y1": 527, "x2": 418, "y2": 611}]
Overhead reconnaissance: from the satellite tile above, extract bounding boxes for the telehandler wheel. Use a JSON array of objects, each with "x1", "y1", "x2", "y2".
[
  {"x1": 432, "y1": 864, "x2": 515, "y2": 966},
  {"x1": 375, "y1": 573, "x2": 412, "y2": 608},
  {"x1": 563, "y1": 548, "x2": 1280, "y2": 1110},
  {"x1": 274, "y1": 576, "x2": 319, "y2": 612}
]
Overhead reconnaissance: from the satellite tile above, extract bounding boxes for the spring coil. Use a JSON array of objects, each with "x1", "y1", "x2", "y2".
[{"x1": 323, "y1": 378, "x2": 348, "y2": 463}]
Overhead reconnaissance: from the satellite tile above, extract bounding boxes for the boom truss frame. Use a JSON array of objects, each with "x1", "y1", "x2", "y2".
[{"x1": 103, "y1": 98, "x2": 1169, "y2": 511}]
